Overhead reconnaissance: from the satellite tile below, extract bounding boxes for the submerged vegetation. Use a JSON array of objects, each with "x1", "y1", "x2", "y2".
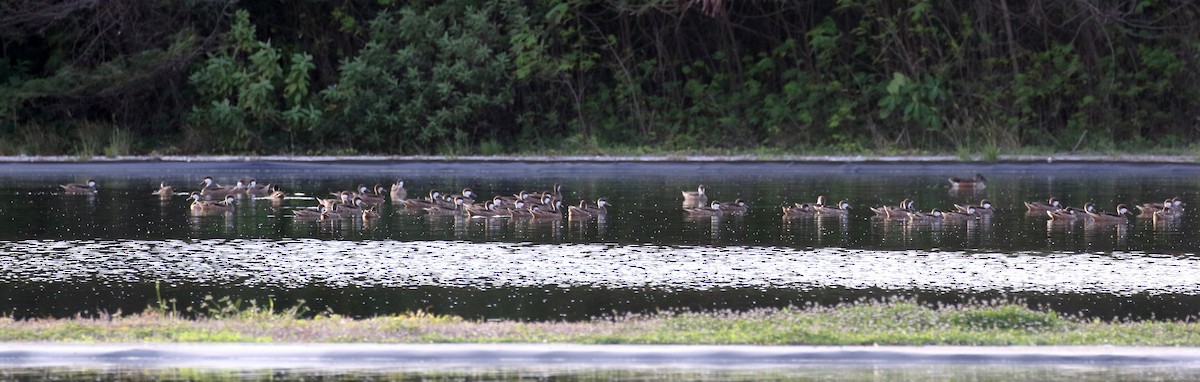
[
  {"x1": 3, "y1": 298, "x2": 1199, "y2": 345},
  {"x1": 1, "y1": 1, "x2": 1199, "y2": 156}
]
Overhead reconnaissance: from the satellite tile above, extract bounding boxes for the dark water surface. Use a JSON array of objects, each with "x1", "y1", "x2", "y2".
[{"x1": 2, "y1": 161, "x2": 1199, "y2": 320}]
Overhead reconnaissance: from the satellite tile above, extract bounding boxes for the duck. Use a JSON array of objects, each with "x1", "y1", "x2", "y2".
[
  {"x1": 941, "y1": 206, "x2": 979, "y2": 221},
  {"x1": 954, "y1": 199, "x2": 993, "y2": 216},
  {"x1": 1024, "y1": 197, "x2": 1061, "y2": 212},
  {"x1": 567, "y1": 198, "x2": 611, "y2": 220},
  {"x1": 530, "y1": 200, "x2": 564, "y2": 219},
  {"x1": 267, "y1": 184, "x2": 287, "y2": 201},
  {"x1": 190, "y1": 193, "x2": 236, "y2": 213},
  {"x1": 468, "y1": 201, "x2": 509, "y2": 219},
  {"x1": 317, "y1": 192, "x2": 350, "y2": 211},
  {"x1": 1087, "y1": 203, "x2": 1131, "y2": 224},
  {"x1": 782, "y1": 202, "x2": 818, "y2": 217},
  {"x1": 550, "y1": 183, "x2": 564, "y2": 202},
  {"x1": 1046, "y1": 203, "x2": 1094, "y2": 221},
  {"x1": 1136, "y1": 197, "x2": 1183, "y2": 216},
  {"x1": 360, "y1": 204, "x2": 382, "y2": 220},
  {"x1": 721, "y1": 198, "x2": 749, "y2": 215},
  {"x1": 293, "y1": 204, "x2": 341, "y2": 220},
  {"x1": 450, "y1": 188, "x2": 477, "y2": 206},
  {"x1": 402, "y1": 190, "x2": 442, "y2": 210},
  {"x1": 682, "y1": 185, "x2": 708, "y2": 209},
  {"x1": 871, "y1": 198, "x2": 913, "y2": 219},
  {"x1": 567, "y1": 200, "x2": 593, "y2": 220},
  {"x1": 685, "y1": 201, "x2": 722, "y2": 217},
  {"x1": 816, "y1": 199, "x2": 851, "y2": 216},
  {"x1": 465, "y1": 197, "x2": 505, "y2": 218},
  {"x1": 497, "y1": 190, "x2": 533, "y2": 208},
  {"x1": 425, "y1": 196, "x2": 465, "y2": 215},
  {"x1": 507, "y1": 200, "x2": 534, "y2": 218},
  {"x1": 906, "y1": 209, "x2": 944, "y2": 222},
  {"x1": 152, "y1": 182, "x2": 173, "y2": 198},
  {"x1": 583, "y1": 198, "x2": 611, "y2": 218},
  {"x1": 60, "y1": 179, "x2": 98, "y2": 194},
  {"x1": 356, "y1": 184, "x2": 388, "y2": 207},
  {"x1": 200, "y1": 177, "x2": 243, "y2": 198},
  {"x1": 244, "y1": 179, "x2": 272, "y2": 197},
  {"x1": 1152, "y1": 203, "x2": 1182, "y2": 222},
  {"x1": 390, "y1": 179, "x2": 407, "y2": 202},
  {"x1": 948, "y1": 173, "x2": 987, "y2": 189},
  {"x1": 782, "y1": 197, "x2": 830, "y2": 217}
]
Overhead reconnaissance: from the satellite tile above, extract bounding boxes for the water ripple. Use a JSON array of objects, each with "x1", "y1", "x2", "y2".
[{"x1": 1, "y1": 240, "x2": 1197, "y2": 295}]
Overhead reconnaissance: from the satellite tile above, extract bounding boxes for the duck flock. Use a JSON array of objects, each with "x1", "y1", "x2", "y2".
[
  {"x1": 676, "y1": 173, "x2": 1185, "y2": 225},
  {"x1": 59, "y1": 177, "x2": 611, "y2": 222},
  {"x1": 56, "y1": 172, "x2": 1183, "y2": 225}
]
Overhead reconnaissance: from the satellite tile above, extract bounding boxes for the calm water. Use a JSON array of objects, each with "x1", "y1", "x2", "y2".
[{"x1": 1, "y1": 161, "x2": 1199, "y2": 320}]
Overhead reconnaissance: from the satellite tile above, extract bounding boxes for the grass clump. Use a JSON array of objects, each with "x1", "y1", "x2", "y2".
[{"x1": 1, "y1": 298, "x2": 1198, "y2": 345}]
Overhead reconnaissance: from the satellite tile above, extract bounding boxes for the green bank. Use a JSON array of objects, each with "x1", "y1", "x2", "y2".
[
  {"x1": 3, "y1": 299, "x2": 1197, "y2": 345},
  {"x1": 3, "y1": 1, "x2": 1199, "y2": 157}
]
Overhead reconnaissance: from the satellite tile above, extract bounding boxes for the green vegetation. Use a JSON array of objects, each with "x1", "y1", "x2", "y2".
[
  {"x1": 3, "y1": 298, "x2": 1199, "y2": 345},
  {"x1": 2, "y1": 1, "x2": 1199, "y2": 156}
]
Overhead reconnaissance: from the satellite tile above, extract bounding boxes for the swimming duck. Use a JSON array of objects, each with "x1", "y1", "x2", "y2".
[
  {"x1": 682, "y1": 185, "x2": 708, "y2": 209},
  {"x1": 293, "y1": 204, "x2": 341, "y2": 220},
  {"x1": 530, "y1": 200, "x2": 564, "y2": 219},
  {"x1": 507, "y1": 200, "x2": 534, "y2": 218},
  {"x1": 317, "y1": 192, "x2": 351, "y2": 211},
  {"x1": 390, "y1": 179, "x2": 407, "y2": 202},
  {"x1": 152, "y1": 182, "x2": 173, "y2": 198},
  {"x1": 685, "y1": 201, "x2": 722, "y2": 217},
  {"x1": 1087, "y1": 203, "x2": 1131, "y2": 224},
  {"x1": 1046, "y1": 203, "x2": 1093, "y2": 221},
  {"x1": 782, "y1": 202, "x2": 817, "y2": 217},
  {"x1": 190, "y1": 193, "x2": 236, "y2": 213},
  {"x1": 584, "y1": 198, "x2": 611, "y2": 218},
  {"x1": 425, "y1": 196, "x2": 465, "y2": 215},
  {"x1": 402, "y1": 190, "x2": 442, "y2": 210},
  {"x1": 1024, "y1": 197, "x2": 1061, "y2": 212},
  {"x1": 906, "y1": 209, "x2": 944, "y2": 222},
  {"x1": 954, "y1": 199, "x2": 993, "y2": 216},
  {"x1": 568, "y1": 200, "x2": 593, "y2": 220},
  {"x1": 267, "y1": 184, "x2": 286, "y2": 201},
  {"x1": 497, "y1": 190, "x2": 533, "y2": 208},
  {"x1": 356, "y1": 184, "x2": 388, "y2": 207},
  {"x1": 816, "y1": 199, "x2": 851, "y2": 216},
  {"x1": 200, "y1": 177, "x2": 243, "y2": 198},
  {"x1": 941, "y1": 206, "x2": 979, "y2": 221},
  {"x1": 244, "y1": 179, "x2": 272, "y2": 197},
  {"x1": 1152, "y1": 202, "x2": 1182, "y2": 222},
  {"x1": 465, "y1": 197, "x2": 506, "y2": 218},
  {"x1": 568, "y1": 198, "x2": 611, "y2": 220},
  {"x1": 360, "y1": 203, "x2": 382, "y2": 220},
  {"x1": 550, "y1": 183, "x2": 564, "y2": 203},
  {"x1": 948, "y1": 173, "x2": 987, "y2": 189},
  {"x1": 450, "y1": 188, "x2": 477, "y2": 206},
  {"x1": 721, "y1": 198, "x2": 749, "y2": 215},
  {"x1": 60, "y1": 179, "x2": 98, "y2": 194},
  {"x1": 1136, "y1": 197, "x2": 1183, "y2": 216},
  {"x1": 335, "y1": 197, "x2": 366, "y2": 215},
  {"x1": 870, "y1": 199, "x2": 913, "y2": 219}
]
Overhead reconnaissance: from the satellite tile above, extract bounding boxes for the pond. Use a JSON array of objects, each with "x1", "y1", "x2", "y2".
[{"x1": 1, "y1": 160, "x2": 1199, "y2": 320}]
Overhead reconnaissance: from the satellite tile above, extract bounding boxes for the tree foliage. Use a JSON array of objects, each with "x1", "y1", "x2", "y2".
[{"x1": 1, "y1": 0, "x2": 1198, "y2": 154}]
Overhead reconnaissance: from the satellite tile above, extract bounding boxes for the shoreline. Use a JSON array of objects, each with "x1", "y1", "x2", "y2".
[{"x1": 0, "y1": 153, "x2": 1196, "y2": 164}]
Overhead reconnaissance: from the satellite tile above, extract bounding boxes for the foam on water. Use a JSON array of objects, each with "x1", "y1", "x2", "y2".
[{"x1": 1, "y1": 240, "x2": 1196, "y2": 295}]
